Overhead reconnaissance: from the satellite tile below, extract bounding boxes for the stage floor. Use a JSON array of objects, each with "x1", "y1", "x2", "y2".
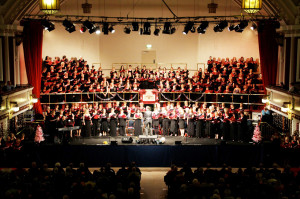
[{"x1": 69, "y1": 136, "x2": 250, "y2": 146}]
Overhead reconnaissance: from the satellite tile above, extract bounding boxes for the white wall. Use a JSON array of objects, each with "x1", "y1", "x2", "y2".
[
  {"x1": 43, "y1": 23, "x2": 260, "y2": 73},
  {"x1": 42, "y1": 24, "x2": 100, "y2": 65}
]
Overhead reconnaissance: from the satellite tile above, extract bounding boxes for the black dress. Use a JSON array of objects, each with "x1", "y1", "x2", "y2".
[
  {"x1": 118, "y1": 115, "x2": 127, "y2": 136},
  {"x1": 187, "y1": 115, "x2": 195, "y2": 137},
  {"x1": 100, "y1": 114, "x2": 109, "y2": 133},
  {"x1": 162, "y1": 116, "x2": 170, "y2": 136},
  {"x1": 83, "y1": 116, "x2": 91, "y2": 137},
  {"x1": 169, "y1": 115, "x2": 178, "y2": 135},
  {"x1": 134, "y1": 113, "x2": 143, "y2": 136},
  {"x1": 109, "y1": 114, "x2": 117, "y2": 136}
]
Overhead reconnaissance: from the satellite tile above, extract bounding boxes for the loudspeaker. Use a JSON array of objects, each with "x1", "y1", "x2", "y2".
[
  {"x1": 121, "y1": 137, "x2": 133, "y2": 143},
  {"x1": 175, "y1": 141, "x2": 182, "y2": 145},
  {"x1": 110, "y1": 141, "x2": 118, "y2": 145}
]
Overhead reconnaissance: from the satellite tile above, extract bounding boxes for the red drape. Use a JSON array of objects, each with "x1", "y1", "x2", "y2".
[
  {"x1": 258, "y1": 22, "x2": 278, "y2": 89},
  {"x1": 23, "y1": 21, "x2": 43, "y2": 114}
]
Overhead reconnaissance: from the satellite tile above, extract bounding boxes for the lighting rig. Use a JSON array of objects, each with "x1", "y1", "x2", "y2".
[{"x1": 23, "y1": 14, "x2": 281, "y2": 35}]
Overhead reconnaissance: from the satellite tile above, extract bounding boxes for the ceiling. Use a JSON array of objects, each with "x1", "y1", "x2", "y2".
[{"x1": 0, "y1": 0, "x2": 299, "y2": 25}]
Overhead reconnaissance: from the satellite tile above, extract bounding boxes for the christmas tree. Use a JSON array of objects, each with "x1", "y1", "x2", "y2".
[
  {"x1": 34, "y1": 125, "x2": 45, "y2": 143},
  {"x1": 252, "y1": 125, "x2": 262, "y2": 143}
]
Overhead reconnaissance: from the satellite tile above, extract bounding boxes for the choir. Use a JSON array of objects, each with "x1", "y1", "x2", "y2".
[
  {"x1": 44, "y1": 101, "x2": 251, "y2": 142},
  {"x1": 41, "y1": 56, "x2": 261, "y2": 95}
]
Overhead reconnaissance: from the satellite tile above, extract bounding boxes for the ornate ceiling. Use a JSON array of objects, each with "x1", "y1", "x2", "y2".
[{"x1": 0, "y1": 0, "x2": 298, "y2": 25}]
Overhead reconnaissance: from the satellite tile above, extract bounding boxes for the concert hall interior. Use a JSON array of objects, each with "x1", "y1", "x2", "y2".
[{"x1": 1, "y1": 0, "x2": 300, "y2": 199}]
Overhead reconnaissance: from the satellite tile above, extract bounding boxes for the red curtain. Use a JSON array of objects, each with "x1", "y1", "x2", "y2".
[
  {"x1": 258, "y1": 22, "x2": 278, "y2": 89},
  {"x1": 23, "y1": 21, "x2": 43, "y2": 114}
]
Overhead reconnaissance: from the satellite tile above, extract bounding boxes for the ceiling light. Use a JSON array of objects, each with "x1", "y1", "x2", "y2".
[
  {"x1": 162, "y1": 22, "x2": 171, "y2": 34},
  {"x1": 95, "y1": 26, "x2": 101, "y2": 34},
  {"x1": 190, "y1": 26, "x2": 196, "y2": 33},
  {"x1": 183, "y1": 21, "x2": 194, "y2": 35},
  {"x1": 154, "y1": 27, "x2": 160, "y2": 36},
  {"x1": 63, "y1": 19, "x2": 76, "y2": 33},
  {"x1": 109, "y1": 26, "x2": 115, "y2": 33},
  {"x1": 124, "y1": 26, "x2": 131, "y2": 34},
  {"x1": 250, "y1": 23, "x2": 257, "y2": 30},
  {"x1": 143, "y1": 22, "x2": 151, "y2": 35},
  {"x1": 41, "y1": 19, "x2": 55, "y2": 32},
  {"x1": 242, "y1": 0, "x2": 262, "y2": 14},
  {"x1": 40, "y1": 0, "x2": 60, "y2": 15},
  {"x1": 171, "y1": 27, "x2": 176, "y2": 34},
  {"x1": 234, "y1": 20, "x2": 248, "y2": 32},
  {"x1": 228, "y1": 24, "x2": 235, "y2": 31},
  {"x1": 214, "y1": 20, "x2": 228, "y2": 32},
  {"x1": 80, "y1": 26, "x2": 86, "y2": 33},
  {"x1": 102, "y1": 22, "x2": 109, "y2": 35},
  {"x1": 132, "y1": 22, "x2": 139, "y2": 31},
  {"x1": 83, "y1": 20, "x2": 96, "y2": 34},
  {"x1": 197, "y1": 21, "x2": 209, "y2": 34}
]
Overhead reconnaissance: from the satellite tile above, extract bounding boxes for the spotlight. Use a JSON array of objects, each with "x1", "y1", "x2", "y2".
[
  {"x1": 171, "y1": 27, "x2": 176, "y2": 34},
  {"x1": 250, "y1": 23, "x2": 257, "y2": 30},
  {"x1": 83, "y1": 20, "x2": 96, "y2": 34},
  {"x1": 63, "y1": 19, "x2": 76, "y2": 33},
  {"x1": 124, "y1": 26, "x2": 131, "y2": 34},
  {"x1": 132, "y1": 22, "x2": 139, "y2": 31},
  {"x1": 95, "y1": 26, "x2": 101, "y2": 34},
  {"x1": 143, "y1": 22, "x2": 151, "y2": 35},
  {"x1": 214, "y1": 20, "x2": 228, "y2": 32},
  {"x1": 197, "y1": 21, "x2": 209, "y2": 34},
  {"x1": 234, "y1": 20, "x2": 248, "y2": 32},
  {"x1": 228, "y1": 24, "x2": 235, "y2": 31},
  {"x1": 183, "y1": 21, "x2": 194, "y2": 35},
  {"x1": 162, "y1": 22, "x2": 171, "y2": 34},
  {"x1": 109, "y1": 26, "x2": 115, "y2": 33},
  {"x1": 139, "y1": 27, "x2": 143, "y2": 35},
  {"x1": 41, "y1": 19, "x2": 55, "y2": 32},
  {"x1": 154, "y1": 27, "x2": 160, "y2": 36},
  {"x1": 102, "y1": 22, "x2": 109, "y2": 35},
  {"x1": 190, "y1": 26, "x2": 196, "y2": 33},
  {"x1": 80, "y1": 26, "x2": 86, "y2": 33}
]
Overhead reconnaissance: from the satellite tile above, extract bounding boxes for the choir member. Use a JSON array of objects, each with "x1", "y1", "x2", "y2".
[
  {"x1": 100, "y1": 109, "x2": 108, "y2": 136},
  {"x1": 169, "y1": 110, "x2": 178, "y2": 136},
  {"x1": 162, "y1": 108, "x2": 170, "y2": 136},
  {"x1": 118, "y1": 109, "x2": 127, "y2": 136},
  {"x1": 178, "y1": 109, "x2": 185, "y2": 137},
  {"x1": 152, "y1": 108, "x2": 160, "y2": 135},
  {"x1": 109, "y1": 108, "x2": 117, "y2": 136},
  {"x1": 134, "y1": 109, "x2": 143, "y2": 136},
  {"x1": 82, "y1": 109, "x2": 92, "y2": 137},
  {"x1": 91, "y1": 109, "x2": 100, "y2": 136},
  {"x1": 187, "y1": 109, "x2": 195, "y2": 137}
]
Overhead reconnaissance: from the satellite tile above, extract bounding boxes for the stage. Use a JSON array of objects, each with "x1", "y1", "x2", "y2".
[{"x1": 2, "y1": 135, "x2": 299, "y2": 168}]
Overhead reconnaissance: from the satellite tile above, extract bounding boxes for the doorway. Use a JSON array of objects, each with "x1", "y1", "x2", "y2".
[{"x1": 141, "y1": 50, "x2": 156, "y2": 64}]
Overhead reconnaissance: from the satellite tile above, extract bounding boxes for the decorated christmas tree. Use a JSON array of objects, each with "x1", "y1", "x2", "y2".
[
  {"x1": 252, "y1": 125, "x2": 262, "y2": 143},
  {"x1": 34, "y1": 125, "x2": 45, "y2": 143}
]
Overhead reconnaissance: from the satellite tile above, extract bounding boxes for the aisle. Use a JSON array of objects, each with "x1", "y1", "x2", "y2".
[{"x1": 140, "y1": 168, "x2": 169, "y2": 199}]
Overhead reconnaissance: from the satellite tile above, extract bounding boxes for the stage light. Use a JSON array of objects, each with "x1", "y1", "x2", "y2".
[
  {"x1": 228, "y1": 24, "x2": 235, "y2": 31},
  {"x1": 139, "y1": 27, "x2": 143, "y2": 35},
  {"x1": 183, "y1": 21, "x2": 194, "y2": 35},
  {"x1": 214, "y1": 20, "x2": 228, "y2": 32},
  {"x1": 95, "y1": 26, "x2": 101, "y2": 34},
  {"x1": 109, "y1": 26, "x2": 115, "y2": 33},
  {"x1": 41, "y1": 19, "x2": 55, "y2": 32},
  {"x1": 83, "y1": 20, "x2": 96, "y2": 34},
  {"x1": 63, "y1": 19, "x2": 76, "y2": 33},
  {"x1": 80, "y1": 26, "x2": 86, "y2": 33},
  {"x1": 154, "y1": 27, "x2": 160, "y2": 36},
  {"x1": 162, "y1": 22, "x2": 171, "y2": 34},
  {"x1": 124, "y1": 26, "x2": 131, "y2": 34},
  {"x1": 234, "y1": 20, "x2": 248, "y2": 32},
  {"x1": 190, "y1": 26, "x2": 196, "y2": 33},
  {"x1": 143, "y1": 22, "x2": 151, "y2": 35},
  {"x1": 250, "y1": 23, "x2": 257, "y2": 30},
  {"x1": 171, "y1": 27, "x2": 176, "y2": 34},
  {"x1": 197, "y1": 21, "x2": 209, "y2": 34},
  {"x1": 132, "y1": 22, "x2": 139, "y2": 31},
  {"x1": 102, "y1": 22, "x2": 109, "y2": 35}
]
